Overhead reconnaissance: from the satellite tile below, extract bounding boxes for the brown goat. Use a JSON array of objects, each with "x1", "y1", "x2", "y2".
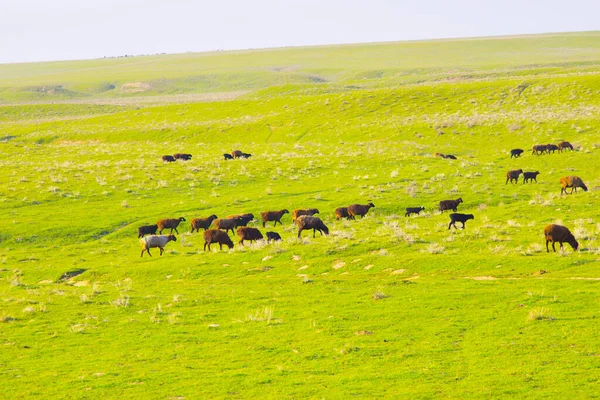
[
  {"x1": 203, "y1": 229, "x2": 234, "y2": 251},
  {"x1": 348, "y1": 203, "x2": 375, "y2": 219},
  {"x1": 544, "y1": 224, "x2": 579, "y2": 252},
  {"x1": 157, "y1": 217, "x2": 186, "y2": 234},
  {"x1": 292, "y1": 208, "x2": 319, "y2": 222},
  {"x1": 231, "y1": 150, "x2": 243, "y2": 158},
  {"x1": 213, "y1": 218, "x2": 239, "y2": 235},
  {"x1": 546, "y1": 144, "x2": 559, "y2": 154},
  {"x1": 506, "y1": 169, "x2": 523, "y2": 184},
  {"x1": 558, "y1": 141, "x2": 573, "y2": 152},
  {"x1": 237, "y1": 227, "x2": 264, "y2": 245},
  {"x1": 560, "y1": 176, "x2": 588, "y2": 195},
  {"x1": 226, "y1": 213, "x2": 254, "y2": 227},
  {"x1": 439, "y1": 198, "x2": 463, "y2": 212},
  {"x1": 260, "y1": 210, "x2": 289, "y2": 227},
  {"x1": 295, "y1": 216, "x2": 329, "y2": 239},
  {"x1": 190, "y1": 214, "x2": 218, "y2": 233},
  {"x1": 532, "y1": 145, "x2": 547, "y2": 155},
  {"x1": 335, "y1": 207, "x2": 350, "y2": 220}
]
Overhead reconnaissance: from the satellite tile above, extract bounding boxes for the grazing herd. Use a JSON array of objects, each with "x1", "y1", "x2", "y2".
[
  {"x1": 162, "y1": 151, "x2": 252, "y2": 163},
  {"x1": 140, "y1": 139, "x2": 587, "y2": 257}
]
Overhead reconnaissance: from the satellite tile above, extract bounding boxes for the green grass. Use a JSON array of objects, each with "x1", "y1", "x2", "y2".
[{"x1": 1, "y1": 31, "x2": 600, "y2": 398}]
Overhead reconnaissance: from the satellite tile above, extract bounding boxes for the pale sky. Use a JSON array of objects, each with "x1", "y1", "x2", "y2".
[{"x1": 2, "y1": 0, "x2": 598, "y2": 63}]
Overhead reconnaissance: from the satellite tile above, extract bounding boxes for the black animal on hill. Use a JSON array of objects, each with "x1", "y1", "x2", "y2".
[
  {"x1": 510, "y1": 149, "x2": 524, "y2": 158},
  {"x1": 448, "y1": 213, "x2": 474, "y2": 230},
  {"x1": 405, "y1": 207, "x2": 425, "y2": 217}
]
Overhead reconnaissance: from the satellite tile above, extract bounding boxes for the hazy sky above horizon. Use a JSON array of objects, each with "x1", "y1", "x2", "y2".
[{"x1": 2, "y1": 0, "x2": 598, "y2": 64}]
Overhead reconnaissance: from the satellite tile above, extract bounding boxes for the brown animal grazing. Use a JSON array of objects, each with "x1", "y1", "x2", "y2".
[
  {"x1": 266, "y1": 232, "x2": 282, "y2": 242},
  {"x1": 203, "y1": 229, "x2": 234, "y2": 251},
  {"x1": 140, "y1": 235, "x2": 177, "y2": 257},
  {"x1": 335, "y1": 207, "x2": 350, "y2": 220},
  {"x1": 226, "y1": 213, "x2": 254, "y2": 227},
  {"x1": 231, "y1": 150, "x2": 243, "y2": 158},
  {"x1": 546, "y1": 144, "x2": 559, "y2": 154},
  {"x1": 348, "y1": 203, "x2": 375, "y2": 219},
  {"x1": 190, "y1": 214, "x2": 218, "y2": 233},
  {"x1": 560, "y1": 176, "x2": 588, "y2": 195},
  {"x1": 162, "y1": 155, "x2": 176, "y2": 162},
  {"x1": 260, "y1": 210, "x2": 289, "y2": 227},
  {"x1": 157, "y1": 217, "x2": 186, "y2": 234},
  {"x1": 558, "y1": 141, "x2": 573, "y2": 152},
  {"x1": 237, "y1": 227, "x2": 264, "y2": 245},
  {"x1": 439, "y1": 198, "x2": 463, "y2": 212},
  {"x1": 523, "y1": 171, "x2": 540, "y2": 183},
  {"x1": 434, "y1": 152, "x2": 445, "y2": 158},
  {"x1": 213, "y1": 218, "x2": 240, "y2": 235},
  {"x1": 295, "y1": 216, "x2": 329, "y2": 238},
  {"x1": 506, "y1": 169, "x2": 523, "y2": 184},
  {"x1": 173, "y1": 153, "x2": 192, "y2": 160},
  {"x1": 544, "y1": 224, "x2": 579, "y2": 252},
  {"x1": 532, "y1": 145, "x2": 547, "y2": 155},
  {"x1": 292, "y1": 208, "x2": 319, "y2": 222},
  {"x1": 138, "y1": 224, "x2": 158, "y2": 238}
]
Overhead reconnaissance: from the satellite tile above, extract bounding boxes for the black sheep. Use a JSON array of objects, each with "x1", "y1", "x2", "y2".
[
  {"x1": 223, "y1": 153, "x2": 234, "y2": 160},
  {"x1": 405, "y1": 207, "x2": 425, "y2": 217},
  {"x1": 266, "y1": 231, "x2": 282, "y2": 243},
  {"x1": 138, "y1": 224, "x2": 158, "y2": 238},
  {"x1": 448, "y1": 213, "x2": 474, "y2": 230},
  {"x1": 510, "y1": 149, "x2": 524, "y2": 158}
]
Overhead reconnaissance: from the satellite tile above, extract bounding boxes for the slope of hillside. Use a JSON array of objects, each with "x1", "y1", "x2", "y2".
[{"x1": 1, "y1": 32, "x2": 600, "y2": 398}]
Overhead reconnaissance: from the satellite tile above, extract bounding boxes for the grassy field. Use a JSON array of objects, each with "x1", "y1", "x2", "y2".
[{"x1": 1, "y1": 32, "x2": 600, "y2": 398}]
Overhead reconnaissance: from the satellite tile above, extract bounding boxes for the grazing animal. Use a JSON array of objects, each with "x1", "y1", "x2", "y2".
[
  {"x1": 260, "y1": 210, "x2": 289, "y2": 227},
  {"x1": 173, "y1": 153, "x2": 192, "y2": 160},
  {"x1": 292, "y1": 208, "x2": 319, "y2": 222},
  {"x1": 510, "y1": 149, "x2": 524, "y2": 158},
  {"x1": 348, "y1": 203, "x2": 375, "y2": 219},
  {"x1": 295, "y1": 215, "x2": 329, "y2": 239},
  {"x1": 223, "y1": 153, "x2": 234, "y2": 160},
  {"x1": 231, "y1": 150, "x2": 243, "y2": 158},
  {"x1": 335, "y1": 207, "x2": 350, "y2": 220},
  {"x1": 405, "y1": 206, "x2": 425, "y2": 217},
  {"x1": 434, "y1": 152, "x2": 445, "y2": 158},
  {"x1": 240, "y1": 153, "x2": 252, "y2": 159},
  {"x1": 237, "y1": 227, "x2": 264, "y2": 245},
  {"x1": 560, "y1": 176, "x2": 588, "y2": 195},
  {"x1": 162, "y1": 155, "x2": 176, "y2": 163},
  {"x1": 157, "y1": 217, "x2": 186, "y2": 234},
  {"x1": 506, "y1": 169, "x2": 524, "y2": 184},
  {"x1": 439, "y1": 198, "x2": 463, "y2": 212},
  {"x1": 544, "y1": 224, "x2": 579, "y2": 252},
  {"x1": 203, "y1": 229, "x2": 234, "y2": 251},
  {"x1": 532, "y1": 145, "x2": 547, "y2": 155},
  {"x1": 558, "y1": 141, "x2": 574, "y2": 152},
  {"x1": 448, "y1": 213, "x2": 474, "y2": 230},
  {"x1": 546, "y1": 144, "x2": 559, "y2": 154},
  {"x1": 140, "y1": 235, "x2": 177, "y2": 257},
  {"x1": 523, "y1": 171, "x2": 540, "y2": 183},
  {"x1": 138, "y1": 224, "x2": 158, "y2": 238},
  {"x1": 266, "y1": 231, "x2": 282, "y2": 243},
  {"x1": 226, "y1": 213, "x2": 255, "y2": 227},
  {"x1": 190, "y1": 214, "x2": 218, "y2": 233},
  {"x1": 444, "y1": 154, "x2": 457, "y2": 160},
  {"x1": 213, "y1": 218, "x2": 240, "y2": 235}
]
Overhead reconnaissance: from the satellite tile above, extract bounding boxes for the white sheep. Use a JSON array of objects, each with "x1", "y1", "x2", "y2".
[{"x1": 140, "y1": 234, "x2": 177, "y2": 257}]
